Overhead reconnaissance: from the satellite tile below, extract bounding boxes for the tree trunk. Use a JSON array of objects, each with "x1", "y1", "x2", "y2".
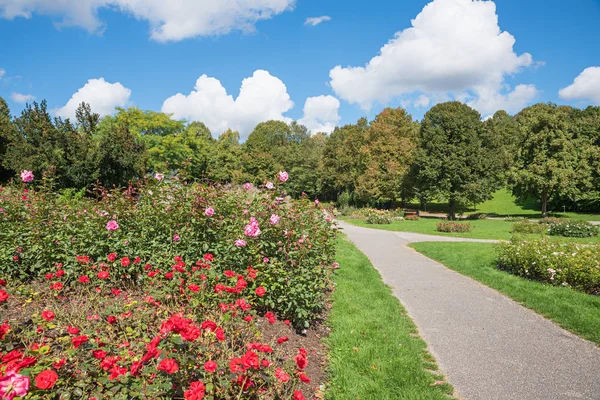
[
  {"x1": 448, "y1": 198, "x2": 456, "y2": 220},
  {"x1": 541, "y1": 191, "x2": 548, "y2": 218}
]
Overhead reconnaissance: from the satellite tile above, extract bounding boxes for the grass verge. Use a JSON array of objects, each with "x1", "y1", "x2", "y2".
[
  {"x1": 410, "y1": 242, "x2": 600, "y2": 345},
  {"x1": 326, "y1": 235, "x2": 453, "y2": 399}
]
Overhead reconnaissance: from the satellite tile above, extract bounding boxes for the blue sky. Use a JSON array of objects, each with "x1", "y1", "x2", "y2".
[{"x1": 0, "y1": 0, "x2": 599, "y2": 138}]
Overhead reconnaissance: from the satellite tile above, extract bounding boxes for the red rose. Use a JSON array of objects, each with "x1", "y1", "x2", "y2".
[
  {"x1": 97, "y1": 271, "x2": 109, "y2": 279},
  {"x1": 45, "y1": 273, "x2": 54, "y2": 280},
  {"x1": 93, "y1": 350, "x2": 107, "y2": 359},
  {"x1": 188, "y1": 284, "x2": 200, "y2": 292},
  {"x1": 275, "y1": 368, "x2": 290, "y2": 383},
  {"x1": 121, "y1": 257, "x2": 130, "y2": 267},
  {"x1": 184, "y1": 381, "x2": 206, "y2": 400},
  {"x1": 0, "y1": 322, "x2": 10, "y2": 340},
  {"x1": 298, "y1": 373, "x2": 311, "y2": 383},
  {"x1": 215, "y1": 328, "x2": 225, "y2": 341},
  {"x1": 35, "y1": 369, "x2": 58, "y2": 390},
  {"x1": 130, "y1": 361, "x2": 142, "y2": 376},
  {"x1": 204, "y1": 360, "x2": 217, "y2": 373},
  {"x1": 67, "y1": 326, "x2": 80, "y2": 335},
  {"x1": 42, "y1": 310, "x2": 55, "y2": 321},
  {"x1": 52, "y1": 358, "x2": 66, "y2": 370},
  {"x1": 293, "y1": 390, "x2": 305, "y2": 400},
  {"x1": 203, "y1": 254, "x2": 213, "y2": 262},
  {"x1": 201, "y1": 320, "x2": 217, "y2": 332},
  {"x1": 0, "y1": 289, "x2": 8, "y2": 303},
  {"x1": 165, "y1": 272, "x2": 174, "y2": 279},
  {"x1": 56, "y1": 270, "x2": 65, "y2": 277},
  {"x1": 255, "y1": 287, "x2": 266, "y2": 297},
  {"x1": 0, "y1": 279, "x2": 6, "y2": 287},
  {"x1": 107, "y1": 316, "x2": 117, "y2": 325},
  {"x1": 134, "y1": 257, "x2": 141, "y2": 264},
  {"x1": 78, "y1": 275, "x2": 90, "y2": 284},
  {"x1": 265, "y1": 312, "x2": 276, "y2": 324},
  {"x1": 277, "y1": 336, "x2": 289, "y2": 344},
  {"x1": 157, "y1": 358, "x2": 179, "y2": 374},
  {"x1": 107, "y1": 253, "x2": 117, "y2": 262},
  {"x1": 50, "y1": 282, "x2": 63, "y2": 291},
  {"x1": 72, "y1": 335, "x2": 88, "y2": 348},
  {"x1": 294, "y1": 349, "x2": 308, "y2": 370}
]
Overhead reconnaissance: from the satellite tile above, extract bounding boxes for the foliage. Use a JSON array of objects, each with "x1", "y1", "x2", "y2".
[
  {"x1": 405, "y1": 214, "x2": 420, "y2": 221},
  {"x1": 0, "y1": 251, "x2": 313, "y2": 399},
  {"x1": 0, "y1": 176, "x2": 337, "y2": 328},
  {"x1": 465, "y1": 213, "x2": 487, "y2": 220},
  {"x1": 497, "y1": 239, "x2": 600, "y2": 294},
  {"x1": 364, "y1": 209, "x2": 391, "y2": 225},
  {"x1": 409, "y1": 102, "x2": 502, "y2": 219},
  {"x1": 545, "y1": 220, "x2": 599, "y2": 238},
  {"x1": 510, "y1": 220, "x2": 547, "y2": 235},
  {"x1": 436, "y1": 221, "x2": 472, "y2": 233}
]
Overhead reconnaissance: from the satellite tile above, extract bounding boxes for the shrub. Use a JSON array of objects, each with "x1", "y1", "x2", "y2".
[
  {"x1": 544, "y1": 220, "x2": 599, "y2": 238},
  {"x1": 405, "y1": 214, "x2": 420, "y2": 221},
  {"x1": 497, "y1": 239, "x2": 600, "y2": 294},
  {"x1": 466, "y1": 213, "x2": 487, "y2": 220},
  {"x1": 504, "y1": 216, "x2": 526, "y2": 222},
  {"x1": 365, "y1": 209, "x2": 391, "y2": 225},
  {"x1": 436, "y1": 221, "x2": 472, "y2": 233},
  {"x1": 511, "y1": 220, "x2": 547, "y2": 235},
  {"x1": 0, "y1": 252, "x2": 314, "y2": 399},
  {"x1": 0, "y1": 176, "x2": 337, "y2": 328}
]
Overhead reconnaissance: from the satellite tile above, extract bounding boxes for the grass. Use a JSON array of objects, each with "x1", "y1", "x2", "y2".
[
  {"x1": 327, "y1": 235, "x2": 454, "y2": 399},
  {"x1": 342, "y1": 217, "x2": 600, "y2": 243},
  {"x1": 410, "y1": 242, "x2": 600, "y2": 345}
]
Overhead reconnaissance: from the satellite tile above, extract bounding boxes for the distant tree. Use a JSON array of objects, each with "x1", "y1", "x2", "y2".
[
  {"x1": 209, "y1": 129, "x2": 243, "y2": 183},
  {"x1": 355, "y1": 107, "x2": 418, "y2": 206},
  {"x1": 410, "y1": 102, "x2": 497, "y2": 219},
  {"x1": 0, "y1": 97, "x2": 14, "y2": 182},
  {"x1": 509, "y1": 103, "x2": 596, "y2": 216},
  {"x1": 109, "y1": 107, "x2": 185, "y2": 137},
  {"x1": 186, "y1": 121, "x2": 213, "y2": 140}
]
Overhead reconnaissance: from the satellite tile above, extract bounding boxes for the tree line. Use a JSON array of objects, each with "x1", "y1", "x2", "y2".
[{"x1": 1, "y1": 97, "x2": 599, "y2": 217}]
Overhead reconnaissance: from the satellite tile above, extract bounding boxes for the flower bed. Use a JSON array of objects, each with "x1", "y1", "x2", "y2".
[
  {"x1": 0, "y1": 176, "x2": 337, "y2": 328},
  {"x1": 436, "y1": 221, "x2": 472, "y2": 233},
  {"x1": 545, "y1": 220, "x2": 599, "y2": 238},
  {"x1": 497, "y1": 239, "x2": 600, "y2": 294},
  {"x1": 0, "y1": 252, "x2": 318, "y2": 399}
]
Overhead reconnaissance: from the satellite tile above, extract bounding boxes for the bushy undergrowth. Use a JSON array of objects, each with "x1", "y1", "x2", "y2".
[
  {"x1": 0, "y1": 252, "x2": 314, "y2": 399},
  {"x1": 0, "y1": 177, "x2": 337, "y2": 328},
  {"x1": 511, "y1": 220, "x2": 547, "y2": 235},
  {"x1": 545, "y1": 220, "x2": 599, "y2": 238},
  {"x1": 436, "y1": 221, "x2": 472, "y2": 233},
  {"x1": 497, "y1": 239, "x2": 600, "y2": 294}
]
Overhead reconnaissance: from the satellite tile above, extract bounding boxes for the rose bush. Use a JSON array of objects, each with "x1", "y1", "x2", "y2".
[
  {"x1": 0, "y1": 176, "x2": 337, "y2": 328},
  {"x1": 0, "y1": 251, "x2": 316, "y2": 399}
]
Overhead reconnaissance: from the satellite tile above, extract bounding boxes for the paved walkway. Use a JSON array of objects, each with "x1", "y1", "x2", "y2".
[{"x1": 338, "y1": 221, "x2": 600, "y2": 400}]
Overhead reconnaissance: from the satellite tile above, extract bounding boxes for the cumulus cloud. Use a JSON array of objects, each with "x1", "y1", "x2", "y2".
[
  {"x1": 10, "y1": 92, "x2": 35, "y2": 103},
  {"x1": 0, "y1": 0, "x2": 295, "y2": 41},
  {"x1": 329, "y1": 0, "x2": 536, "y2": 115},
  {"x1": 55, "y1": 78, "x2": 131, "y2": 120},
  {"x1": 413, "y1": 95, "x2": 430, "y2": 108},
  {"x1": 304, "y1": 15, "x2": 331, "y2": 26},
  {"x1": 162, "y1": 70, "x2": 294, "y2": 139},
  {"x1": 559, "y1": 66, "x2": 600, "y2": 105},
  {"x1": 298, "y1": 95, "x2": 340, "y2": 134}
]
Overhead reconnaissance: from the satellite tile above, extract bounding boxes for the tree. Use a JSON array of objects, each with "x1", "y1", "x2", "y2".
[
  {"x1": 0, "y1": 97, "x2": 14, "y2": 182},
  {"x1": 411, "y1": 102, "x2": 497, "y2": 219},
  {"x1": 355, "y1": 107, "x2": 418, "y2": 206},
  {"x1": 209, "y1": 129, "x2": 243, "y2": 183},
  {"x1": 509, "y1": 103, "x2": 596, "y2": 217}
]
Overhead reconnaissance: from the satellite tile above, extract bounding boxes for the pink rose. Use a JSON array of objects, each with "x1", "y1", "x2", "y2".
[
  {"x1": 0, "y1": 371, "x2": 30, "y2": 400},
  {"x1": 243, "y1": 182, "x2": 252, "y2": 190},
  {"x1": 278, "y1": 171, "x2": 289, "y2": 183},
  {"x1": 244, "y1": 217, "x2": 261, "y2": 237},
  {"x1": 234, "y1": 239, "x2": 246, "y2": 247},
  {"x1": 265, "y1": 182, "x2": 274, "y2": 190},
  {"x1": 154, "y1": 173, "x2": 164, "y2": 181},
  {"x1": 106, "y1": 220, "x2": 119, "y2": 231},
  {"x1": 269, "y1": 214, "x2": 280, "y2": 225},
  {"x1": 20, "y1": 170, "x2": 34, "y2": 183},
  {"x1": 205, "y1": 207, "x2": 214, "y2": 217},
  {"x1": 173, "y1": 235, "x2": 181, "y2": 242}
]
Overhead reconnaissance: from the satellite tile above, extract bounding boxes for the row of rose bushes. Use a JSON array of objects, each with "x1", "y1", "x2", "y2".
[
  {"x1": 510, "y1": 219, "x2": 599, "y2": 237},
  {"x1": 0, "y1": 174, "x2": 337, "y2": 328},
  {"x1": 436, "y1": 221, "x2": 472, "y2": 233},
  {"x1": 0, "y1": 250, "x2": 314, "y2": 399},
  {"x1": 496, "y1": 239, "x2": 600, "y2": 295}
]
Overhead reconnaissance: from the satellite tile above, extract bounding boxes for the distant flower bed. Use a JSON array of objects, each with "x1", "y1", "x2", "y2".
[
  {"x1": 365, "y1": 209, "x2": 391, "y2": 225},
  {"x1": 436, "y1": 221, "x2": 472, "y2": 233},
  {"x1": 405, "y1": 214, "x2": 420, "y2": 221},
  {"x1": 511, "y1": 220, "x2": 547, "y2": 235},
  {"x1": 497, "y1": 239, "x2": 600, "y2": 295},
  {"x1": 545, "y1": 220, "x2": 599, "y2": 238}
]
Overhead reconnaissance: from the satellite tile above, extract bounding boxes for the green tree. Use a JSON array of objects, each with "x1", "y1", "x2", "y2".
[
  {"x1": 209, "y1": 129, "x2": 243, "y2": 183},
  {"x1": 509, "y1": 103, "x2": 596, "y2": 216},
  {"x1": 411, "y1": 101, "x2": 497, "y2": 219},
  {"x1": 0, "y1": 97, "x2": 14, "y2": 182}
]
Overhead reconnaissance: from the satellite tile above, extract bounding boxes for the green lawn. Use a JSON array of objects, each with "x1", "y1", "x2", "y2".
[
  {"x1": 410, "y1": 242, "x2": 600, "y2": 345},
  {"x1": 327, "y1": 236, "x2": 454, "y2": 399}
]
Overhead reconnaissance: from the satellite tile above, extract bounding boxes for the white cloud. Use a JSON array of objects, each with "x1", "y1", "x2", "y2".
[
  {"x1": 298, "y1": 95, "x2": 340, "y2": 134},
  {"x1": 468, "y1": 83, "x2": 538, "y2": 116},
  {"x1": 329, "y1": 0, "x2": 535, "y2": 115},
  {"x1": 0, "y1": 68, "x2": 5, "y2": 79},
  {"x1": 55, "y1": 78, "x2": 131, "y2": 120},
  {"x1": 413, "y1": 95, "x2": 430, "y2": 108},
  {"x1": 162, "y1": 70, "x2": 294, "y2": 139},
  {"x1": 304, "y1": 15, "x2": 331, "y2": 26},
  {"x1": 0, "y1": 0, "x2": 295, "y2": 41},
  {"x1": 559, "y1": 66, "x2": 600, "y2": 105},
  {"x1": 10, "y1": 92, "x2": 35, "y2": 103}
]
